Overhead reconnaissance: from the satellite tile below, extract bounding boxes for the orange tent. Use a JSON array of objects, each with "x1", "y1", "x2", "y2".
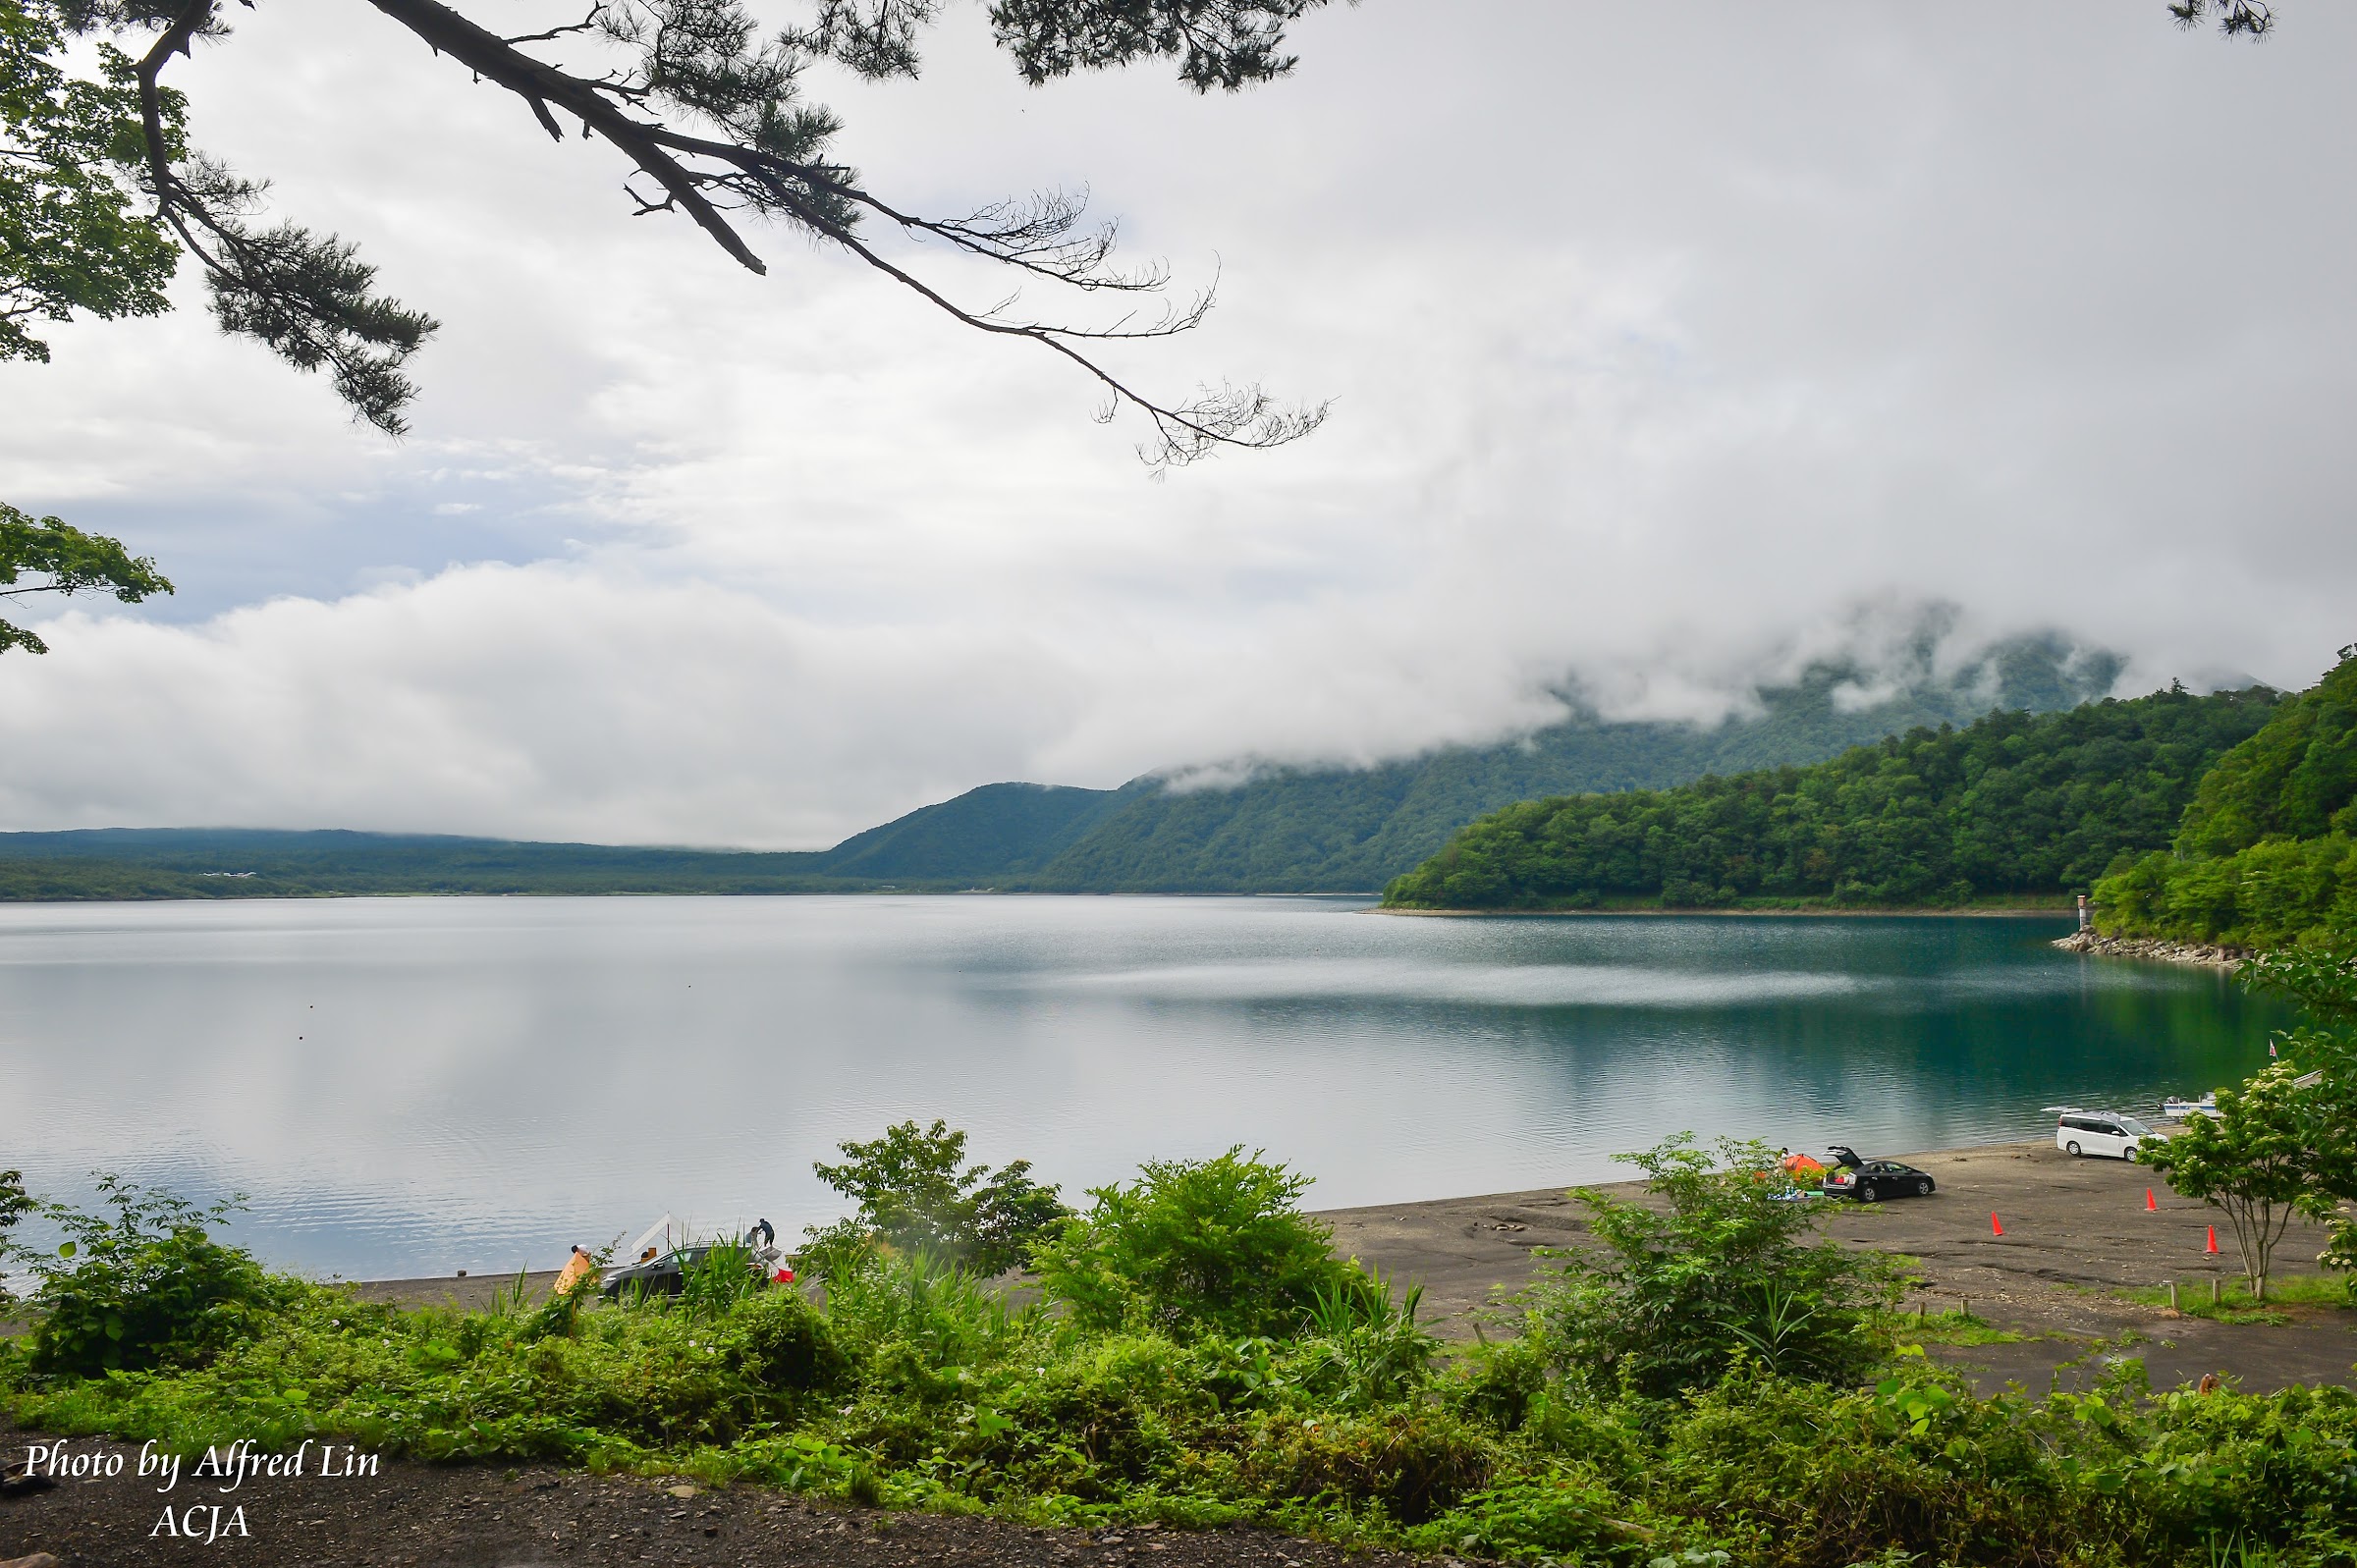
[
  {"x1": 1781, "y1": 1152, "x2": 1828, "y2": 1177},
  {"x1": 554, "y1": 1246, "x2": 600, "y2": 1298}
]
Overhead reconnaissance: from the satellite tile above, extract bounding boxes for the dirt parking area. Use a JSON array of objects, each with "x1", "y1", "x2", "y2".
[{"x1": 1319, "y1": 1137, "x2": 2357, "y2": 1393}]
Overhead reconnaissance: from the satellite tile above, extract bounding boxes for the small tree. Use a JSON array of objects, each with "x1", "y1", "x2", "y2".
[
  {"x1": 2240, "y1": 929, "x2": 2357, "y2": 1290},
  {"x1": 2139, "y1": 1063, "x2": 2342, "y2": 1301},
  {"x1": 806, "y1": 1118, "x2": 1068, "y2": 1276}
]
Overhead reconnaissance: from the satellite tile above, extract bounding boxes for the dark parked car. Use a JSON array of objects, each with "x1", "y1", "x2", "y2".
[
  {"x1": 598, "y1": 1222, "x2": 795, "y2": 1301},
  {"x1": 599, "y1": 1245, "x2": 714, "y2": 1300},
  {"x1": 1823, "y1": 1159, "x2": 1937, "y2": 1203}
]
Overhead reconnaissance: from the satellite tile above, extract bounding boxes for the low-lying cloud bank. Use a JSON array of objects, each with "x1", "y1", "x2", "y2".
[{"x1": 0, "y1": 568, "x2": 2307, "y2": 850}]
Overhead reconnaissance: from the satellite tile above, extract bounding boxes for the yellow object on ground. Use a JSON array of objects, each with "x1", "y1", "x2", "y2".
[{"x1": 554, "y1": 1247, "x2": 599, "y2": 1297}]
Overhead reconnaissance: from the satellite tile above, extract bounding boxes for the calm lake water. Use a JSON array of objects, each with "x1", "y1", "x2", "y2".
[{"x1": 0, "y1": 896, "x2": 2288, "y2": 1280}]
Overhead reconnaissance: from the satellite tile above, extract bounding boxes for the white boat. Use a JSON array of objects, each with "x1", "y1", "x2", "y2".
[{"x1": 2162, "y1": 1094, "x2": 2220, "y2": 1119}]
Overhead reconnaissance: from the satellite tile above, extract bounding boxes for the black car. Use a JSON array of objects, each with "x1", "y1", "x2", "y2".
[
  {"x1": 1823, "y1": 1159, "x2": 1937, "y2": 1203},
  {"x1": 599, "y1": 1245, "x2": 714, "y2": 1300}
]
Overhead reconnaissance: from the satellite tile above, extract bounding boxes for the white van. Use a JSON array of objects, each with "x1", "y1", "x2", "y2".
[{"x1": 2056, "y1": 1109, "x2": 2153, "y2": 1161}]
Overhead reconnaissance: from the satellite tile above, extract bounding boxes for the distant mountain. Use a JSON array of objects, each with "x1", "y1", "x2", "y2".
[
  {"x1": 0, "y1": 633, "x2": 2132, "y2": 901},
  {"x1": 809, "y1": 783, "x2": 1124, "y2": 883},
  {"x1": 0, "y1": 829, "x2": 850, "y2": 899}
]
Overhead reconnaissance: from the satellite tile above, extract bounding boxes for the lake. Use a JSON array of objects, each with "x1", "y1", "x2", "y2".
[{"x1": 0, "y1": 896, "x2": 2287, "y2": 1281}]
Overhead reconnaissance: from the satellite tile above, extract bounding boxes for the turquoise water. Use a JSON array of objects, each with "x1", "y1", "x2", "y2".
[{"x1": 0, "y1": 897, "x2": 2287, "y2": 1280}]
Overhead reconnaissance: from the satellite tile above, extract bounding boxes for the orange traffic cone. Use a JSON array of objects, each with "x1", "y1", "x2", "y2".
[
  {"x1": 1991, "y1": 1213, "x2": 2004, "y2": 1237},
  {"x1": 2206, "y1": 1225, "x2": 2220, "y2": 1256},
  {"x1": 2146, "y1": 1189, "x2": 2158, "y2": 1212}
]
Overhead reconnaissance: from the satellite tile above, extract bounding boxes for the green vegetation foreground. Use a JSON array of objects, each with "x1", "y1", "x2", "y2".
[
  {"x1": 7, "y1": 1132, "x2": 2356, "y2": 1566},
  {"x1": 1383, "y1": 684, "x2": 2278, "y2": 912}
]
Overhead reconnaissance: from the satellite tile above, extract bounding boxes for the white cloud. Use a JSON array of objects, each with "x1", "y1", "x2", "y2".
[{"x1": 3, "y1": 3, "x2": 2354, "y2": 844}]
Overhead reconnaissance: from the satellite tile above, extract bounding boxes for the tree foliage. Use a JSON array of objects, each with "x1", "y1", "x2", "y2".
[
  {"x1": 806, "y1": 1118, "x2": 1069, "y2": 1277},
  {"x1": 1383, "y1": 685, "x2": 2278, "y2": 911},
  {"x1": 2095, "y1": 648, "x2": 2357, "y2": 950},
  {"x1": 0, "y1": 501, "x2": 172, "y2": 653},
  {"x1": 0, "y1": 0, "x2": 179, "y2": 360},
  {"x1": 9, "y1": 0, "x2": 1332, "y2": 461}
]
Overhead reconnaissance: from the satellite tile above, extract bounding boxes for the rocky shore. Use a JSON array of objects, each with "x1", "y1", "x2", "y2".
[{"x1": 2052, "y1": 928, "x2": 2249, "y2": 968}]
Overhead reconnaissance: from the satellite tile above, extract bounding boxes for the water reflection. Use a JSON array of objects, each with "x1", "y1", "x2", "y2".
[{"x1": 0, "y1": 898, "x2": 2286, "y2": 1280}]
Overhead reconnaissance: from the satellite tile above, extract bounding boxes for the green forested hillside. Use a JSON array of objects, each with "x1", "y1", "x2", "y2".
[
  {"x1": 0, "y1": 786, "x2": 1126, "y2": 900},
  {"x1": 0, "y1": 638, "x2": 2132, "y2": 901},
  {"x1": 1021, "y1": 639, "x2": 2123, "y2": 892},
  {"x1": 2095, "y1": 649, "x2": 2357, "y2": 947},
  {"x1": 1381, "y1": 686, "x2": 2281, "y2": 911},
  {"x1": 810, "y1": 783, "x2": 1123, "y2": 882}
]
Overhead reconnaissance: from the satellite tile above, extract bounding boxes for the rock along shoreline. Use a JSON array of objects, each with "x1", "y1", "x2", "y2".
[{"x1": 2051, "y1": 928, "x2": 2248, "y2": 969}]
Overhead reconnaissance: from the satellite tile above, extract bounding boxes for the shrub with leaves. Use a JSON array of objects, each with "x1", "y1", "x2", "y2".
[
  {"x1": 15, "y1": 1175, "x2": 284, "y2": 1377},
  {"x1": 1527, "y1": 1134, "x2": 1901, "y2": 1400},
  {"x1": 1030, "y1": 1146, "x2": 1359, "y2": 1339},
  {"x1": 0, "y1": 1168, "x2": 31, "y2": 1304}
]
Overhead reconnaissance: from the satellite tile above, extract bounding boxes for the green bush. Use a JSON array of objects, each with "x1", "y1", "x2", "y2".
[
  {"x1": 820, "y1": 1245, "x2": 1034, "y2": 1376},
  {"x1": 1030, "y1": 1147, "x2": 1359, "y2": 1338},
  {"x1": 1527, "y1": 1135, "x2": 1900, "y2": 1402},
  {"x1": 1659, "y1": 1367, "x2": 2079, "y2": 1568},
  {"x1": 13, "y1": 1151, "x2": 2357, "y2": 1565},
  {"x1": 16, "y1": 1176, "x2": 287, "y2": 1378},
  {"x1": 1406, "y1": 1470, "x2": 1668, "y2": 1563},
  {"x1": 0, "y1": 1168, "x2": 29, "y2": 1307},
  {"x1": 1238, "y1": 1405, "x2": 1496, "y2": 1524},
  {"x1": 727, "y1": 1288, "x2": 850, "y2": 1394}
]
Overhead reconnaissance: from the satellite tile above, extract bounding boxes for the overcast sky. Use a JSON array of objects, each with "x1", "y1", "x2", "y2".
[{"x1": 3, "y1": 1, "x2": 2353, "y2": 847}]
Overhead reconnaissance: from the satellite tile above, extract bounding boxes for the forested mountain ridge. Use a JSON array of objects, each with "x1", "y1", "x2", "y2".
[
  {"x1": 1381, "y1": 686, "x2": 2283, "y2": 912},
  {"x1": 810, "y1": 783, "x2": 1124, "y2": 882},
  {"x1": 0, "y1": 829, "x2": 855, "y2": 899},
  {"x1": 1014, "y1": 637, "x2": 2125, "y2": 892},
  {"x1": 2095, "y1": 649, "x2": 2357, "y2": 948},
  {"x1": 1, "y1": 636, "x2": 2131, "y2": 900},
  {"x1": 0, "y1": 786, "x2": 1121, "y2": 899}
]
